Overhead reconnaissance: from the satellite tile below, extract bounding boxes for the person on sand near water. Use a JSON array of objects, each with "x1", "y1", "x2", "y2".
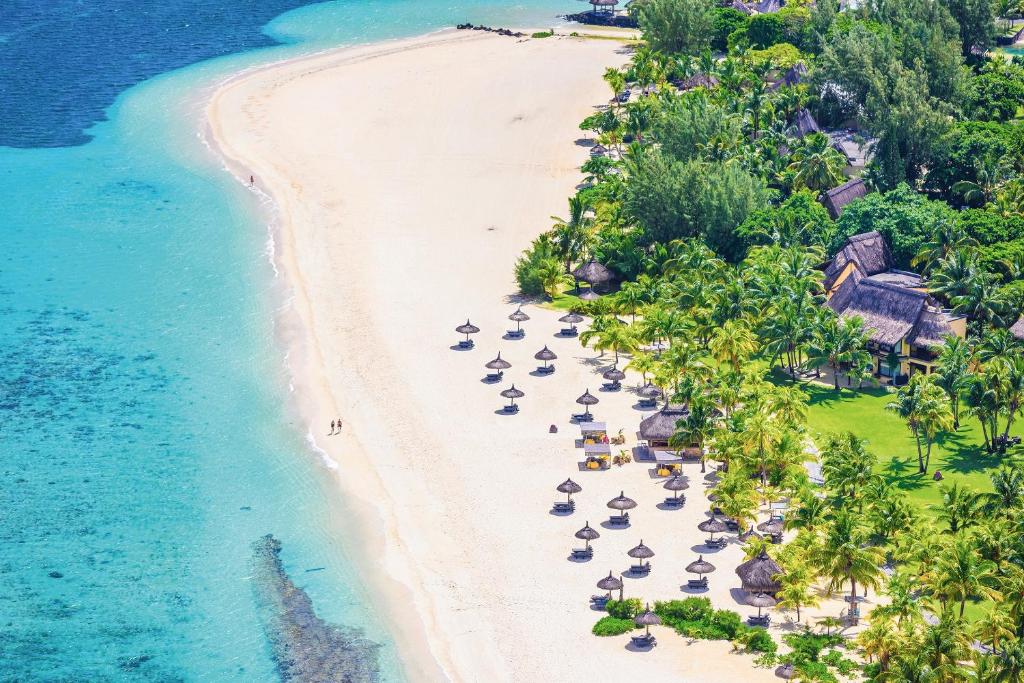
[
  {"x1": 249, "y1": 175, "x2": 254, "y2": 186},
  {"x1": 336, "y1": 417, "x2": 342, "y2": 432},
  {"x1": 329, "y1": 420, "x2": 335, "y2": 435}
]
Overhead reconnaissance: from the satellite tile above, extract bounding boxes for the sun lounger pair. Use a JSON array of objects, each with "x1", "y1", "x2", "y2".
[
  {"x1": 687, "y1": 577, "x2": 708, "y2": 590},
  {"x1": 608, "y1": 513, "x2": 630, "y2": 526},
  {"x1": 705, "y1": 537, "x2": 726, "y2": 549},
  {"x1": 572, "y1": 413, "x2": 595, "y2": 422},
  {"x1": 506, "y1": 329, "x2": 525, "y2": 339},
  {"x1": 590, "y1": 595, "x2": 609, "y2": 609},
  {"x1": 536, "y1": 365, "x2": 555, "y2": 375},
  {"x1": 663, "y1": 496, "x2": 685, "y2": 508},
  {"x1": 458, "y1": 339, "x2": 474, "y2": 349},
  {"x1": 631, "y1": 634, "x2": 657, "y2": 648},
  {"x1": 747, "y1": 615, "x2": 771, "y2": 627},
  {"x1": 484, "y1": 370, "x2": 503, "y2": 382},
  {"x1": 503, "y1": 404, "x2": 519, "y2": 414},
  {"x1": 571, "y1": 548, "x2": 593, "y2": 560},
  {"x1": 638, "y1": 397, "x2": 657, "y2": 409},
  {"x1": 629, "y1": 562, "x2": 651, "y2": 575},
  {"x1": 552, "y1": 501, "x2": 575, "y2": 513},
  {"x1": 601, "y1": 381, "x2": 621, "y2": 391},
  {"x1": 560, "y1": 327, "x2": 578, "y2": 336}
]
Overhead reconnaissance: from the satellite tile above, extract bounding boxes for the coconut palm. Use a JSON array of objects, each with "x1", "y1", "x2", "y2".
[
  {"x1": 709, "y1": 319, "x2": 758, "y2": 372},
  {"x1": 973, "y1": 604, "x2": 1016, "y2": 654},
  {"x1": 988, "y1": 466, "x2": 1024, "y2": 515},
  {"x1": 787, "y1": 132, "x2": 847, "y2": 191},
  {"x1": 550, "y1": 195, "x2": 592, "y2": 275},
  {"x1": 775, "y1": 561, "x2": 820, "y2": 624},
  {"x1": 669, "y1": 397, "x2": 719, "y2": 472},
  {"x1": 934, "y1": 335, "x2": 973, "y2": 429},
  {"x1": 928, "y1": 536, "x2": 998, "y2": 618},
  {"x1": 912, "y1": 220, "x2": 978, "y2": 274},
  {"x1": 805, "y1": 314, "x2": 871, "y2": 391},
  {"x1": 933, "y1": 483, "x2": 986, "y2": 534},
  {"x1": 858, "y1": 613, "x2": 899, "y2": 672},
  {"x1": 886, "y1": 374, "x2": 954, "y2": 474},
  {"x1": 579, "y1": 322, "x2": 636, "y2": 365},
  {"x1": 812, "y1": 510, "x2": 885, "y2": 609}
]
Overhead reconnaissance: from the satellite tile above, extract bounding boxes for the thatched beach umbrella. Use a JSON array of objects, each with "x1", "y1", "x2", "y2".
[
  {"x1": 575, "y1": 521, "x2": 600, "y2": 550},
  {"x1": 578, "y1": 288, "x2": 600, "y2": 301},
  {"x1": 686, "y1": 555, "x2": 716, "y2": 578},
  {"x1": 455, "y1": 319, "x2": 479, "y2": 343},
  {"x1": 738, "y1": 526, "x2": 762, "y2": 543},
  {"x1": 573, "y1": 259, "x2": 612, "y2": 288},
  {"x1": 597, "y1": 570, "x2": 623, "y2": 600},
  {"x1": 757, "y1": 519, "x2": 784, "y2": 536},
  {"x1": 607, "y1": 490, "x2": 637, "y2": 512},
  {"x1": 602, "y1": 367, "x2": 626, "y2": 382},
  {"x1": 628, "y1": 540, "x2": 654, "y2": 561},
  {"x1": 576, "y1": 389, "x2": 599, "y2": 420},
  {"x1": 556, "y1": 478, "x2": 582, "y2": 503},
  {"x1": 485, "y1": 352, "x2": 511, "y2": 371},
  {"x1": 698, "y1": 516, "x2": 728, "y2": 542},
  {"x1": 500, "y1": 384, "x2": 524, "y2": 411},
  {"x1": 748, "y1": 592, "x2": 777, "y2": 619},
  {"x1": 663, "y1": 475, "x2": 689, "y2": 501},
  {"x1": 535, "y1": 345, "x2": 557, "y2": 368},
  {"x1": 775, "y1": 663, "x2": 795, "y2": 680},
  {"x1": 638, "y1": 382, "x2": 663, "y2": 399},
  {"x1": 735, "y1": 549, "x2": 785, "y2": 595},
  {"x1": 508, "y1": 307, "x2": 530, "y2": 332},
  {"x1": 634, "y1": 603, "x2": 661, "y2": 636},
  {"x1": 560, "y1": 312, "x2": 584, "y2": 326}
]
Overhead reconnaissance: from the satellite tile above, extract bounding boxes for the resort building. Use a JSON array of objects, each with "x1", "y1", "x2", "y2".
[
  {"x1": 820, "y1": 177, "x2": 867, "y2": 219},
  {"x1": 1012, "y1": 316, "x2": 1024, "y2": 341},
  {"x1": 638, "y1": 405, "x2": 692, "y2": 452},
  {"x1": 822, "y1": 232, "x2": 966, "y2": 381}
]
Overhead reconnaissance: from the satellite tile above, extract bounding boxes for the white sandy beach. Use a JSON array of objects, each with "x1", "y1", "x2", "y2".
[{"x1": 208, "y1": 29, "x2": 857, "y2": 682}]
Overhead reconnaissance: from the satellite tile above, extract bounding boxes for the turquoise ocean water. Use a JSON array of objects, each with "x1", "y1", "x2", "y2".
[{"x1": 0, "y1": 1, "x2": 572, "y2": 679}]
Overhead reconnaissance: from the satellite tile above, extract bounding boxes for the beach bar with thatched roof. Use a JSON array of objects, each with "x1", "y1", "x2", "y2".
[
  {"x1": 735, "y1": 549, "x2": 784, "y2": 596},
  {"x1": 638, "y1": 405, "x2": 692, "y2": 452},
  {"x1": 572, "y1": 258, "x2": 613, "y2": 295}
]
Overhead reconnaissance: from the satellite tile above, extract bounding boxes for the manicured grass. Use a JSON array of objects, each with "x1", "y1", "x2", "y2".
[{"x1": 771, "y1": 370, "x2": 1024, "y2": 508}]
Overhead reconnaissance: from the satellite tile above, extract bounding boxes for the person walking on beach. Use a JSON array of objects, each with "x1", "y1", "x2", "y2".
[
  {"x1": 249, "y1": 175, "x2": 254, "y2": 186},
  {"x1": 336, "y1": 418, "x2": 342, "y2": 432},
  {"x1": 329, "y1": 420, "x2": 335, "y2": 435}
]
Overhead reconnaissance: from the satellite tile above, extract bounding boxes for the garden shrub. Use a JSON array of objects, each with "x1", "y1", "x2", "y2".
[
  {"x1": 605, "y1": 598, "x2": 642, "y2": 620},
  {"x1": 592, "y1": 616, "x2": 637, "y2": 636}
]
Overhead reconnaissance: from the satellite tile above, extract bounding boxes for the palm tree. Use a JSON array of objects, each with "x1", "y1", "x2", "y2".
[
  {"x1": 934, "y1": 335, "x2": 973, "y2": 429},
  {"x1": 858, "y1": 613, "x2": 899, "y2": 672},
  {"x1": 549, "y1": 195, "x2": 592, "y2": 275},
  {"x1": 579, "y1": 322, "x2": 636, "y2": 366},
  {"x1": 625, "y1": 351, "x2": 657, "y2": 383},
  {"x1": 886, "y1": 374, "x2": 954, "y2": 474},
  {"x1": 709, "y1": 319, "x2": 757, "y2": 372},
  {"x1": 912, "y1": 219, "x2": 978, "y2": 274},
  {"x1": 930, "y1": 248, "x2": 983, "y2": 303},
  {"x1": 994, "y1": 639, "x2": 1024, "y2": 681},
  {"x1": 973, "y1": 604, "x2": 1016, "y2": 654},
  {"x1": 928, "y1": 536, "x2": 997, "y2": 618},
  {"x1": 988, "y1": 466, "x2": 1024, "y2": 515},
  {"x1": 805, "y1": 314, "x2": 871, "y2": 391},
  {"x1": 787, "y1": 132, "x2": 847, "y2": 191},
  {"x1": 775, "y1": 562, "x2": 820, "y2": 624},
  {"x1": 614, "y1": 281, "x2": 645, "y2": 322},
  {"x1": 669, "y1": 397, "x2": 718, "y2": 472},
  {"x1": 933, "y1": 483, "x2": 986, "y2": 534},
  {"x1": 952, "y1": 153, "x2": 1015, "y2": 207},
  {"x1": 918, "y1": 613, "x2": 972, "y2": 681},
  {"x1": 811, "y1": 510, "x2": 885, "y2": 611}
]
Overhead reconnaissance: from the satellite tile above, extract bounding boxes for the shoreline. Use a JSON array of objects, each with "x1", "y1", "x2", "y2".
[{"x1": 207, "y1": 27, "x2": 785, "y2": 682}]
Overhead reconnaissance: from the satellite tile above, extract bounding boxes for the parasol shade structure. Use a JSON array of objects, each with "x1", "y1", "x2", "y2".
[
  {"x1": 485, "y1": 352, "x2": 511, "y2": 370},
  {"x1": 508, "y1": 307, "x2": 530, "y2": 332},
  {"x1": 575, "y1": 389, "x2": 599, "y2": 420},
  {"x1": 627, "y1": 540, "x2": 654, "y2": 560},
  {"x1": 686, "y1": 556, "x2": 716, "y2": 577},
  {"x1": 738, "y1": 526, "x2": 762, "y2": 543},
  {"x1": 634, "y1": 603, "x2": 661, "y2": 636},
  {"x1": 602, "y1": 367, "x2": 626, "y2": 382},
  {"x1": 607, "y1": 491, "x2": 637, "y2": 511},
  {"x1": 578, "y1": 288, "x2": 600, "y2": 301},
  {"x1": 556, "y1": 478, "x2": 582, "y2": 503},
  {"x1": 736, "y1": 550, "x2": 785, "y2": 594},
  {"x1": 455, "y1": 319, "x2": 480, "y2": 345},
  {"x1": 572, "y1": 259, "x2": 613, "y2": 287},
  {"x1": 775, "y1": 663, "x2": 795, "y2": 680},
  {"x1": 747, "y1": 592, "x2": 777, "y2": 618},
  {"x1": 757, "y1": 519, "x2": 784, "y2": 535},
  {"x1": 559, "y1": 312, "x2": 584, "y2": 324},
  {"x1": 638, "y1": 382, "x2": 663, "y2": 398},
  {"x1": 698, "y1": 515, "x2": 728, "y2": 541},
  {"x1": 597, "y1": 570, "x2": 623, "y2": 599},
  {"x1": 575, "y1": 521, "x2": 600, "y2": 550},
  {"x1": 535, "y1": 345, "x2": 557, "y2": 370},
  {"x1": 500, "y1": 384, "x2": 524, "y2": 411},
  {"x1": 663, "y1": 475, "x2": 689, "y2": 500}
]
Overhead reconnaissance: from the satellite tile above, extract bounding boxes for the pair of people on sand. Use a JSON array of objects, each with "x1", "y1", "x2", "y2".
[{"x1": 329, "y1": 419, "x2": 343, "y2": 435}]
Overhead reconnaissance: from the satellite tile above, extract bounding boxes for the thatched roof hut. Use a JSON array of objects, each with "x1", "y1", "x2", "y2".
[
  {"x1": 589, "y1": 0, "x2": 618, "y2": 10},
  {"x1": 1010, "y1": 316, "x2": 1024, "y2": 341},
  {"x1": 821, "y1": 178, "x2": 868, "y2": 219},
  {"x1": 822, "y1": 231, "x2": 894, "y2": 291},
  {"x1": 828, "y1": 278, "x2": 947, "y2": 348},
  {"x1": 791, "y1": 108, "x2": 820, "y2": 138},
  {"x1": 638, "y1": 405, "x2": 689, "y2": 449},
  {"x1": 730, "y1": 0, "x2": 753, "y2": 14},
  {"x1": 572, "y1": 259, "x2": 612, "y2": 286},
  {"x1": 678, "y1": 73, "x2": 719, "y2": 91},
  {"x1": 770, "y1": 62, "x2": 807, "y2": 91},
  {"x1": 735, "y1": 549, "x2": 784, "y2": 595}
]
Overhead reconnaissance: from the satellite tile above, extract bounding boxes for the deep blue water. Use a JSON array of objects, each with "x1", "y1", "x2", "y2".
[{"x1": 0, "y1": 0, "x2": 568, "y2": 679}]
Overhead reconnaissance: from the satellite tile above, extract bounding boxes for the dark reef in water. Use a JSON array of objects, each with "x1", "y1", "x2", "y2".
[{"x1": 251, "y1": 535, "x2": 381, "y2": 682}]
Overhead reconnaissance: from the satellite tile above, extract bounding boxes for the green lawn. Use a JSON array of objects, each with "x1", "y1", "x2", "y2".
[{"x1": 775, "y1": 371, "x2": 1024, "y2": 508}]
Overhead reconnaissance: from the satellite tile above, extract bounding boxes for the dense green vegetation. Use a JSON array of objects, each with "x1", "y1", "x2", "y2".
[{"x1": 518, "y1": 0, "x2": 1024, "y2": 678}]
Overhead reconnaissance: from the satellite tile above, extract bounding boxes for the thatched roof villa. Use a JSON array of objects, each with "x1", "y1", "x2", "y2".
[
  {"x1": 791, "y1": 108, "x2": 821, "y2": 138},
  {"x1": 638, "y1": 405, "x2": 690, "y2": 450},
  {"x1": 820, "y1": 178, "x2": 867, "y2": 219},
  {"x1": 822, "y1": 232, "x2": 966, "y2": 381}
]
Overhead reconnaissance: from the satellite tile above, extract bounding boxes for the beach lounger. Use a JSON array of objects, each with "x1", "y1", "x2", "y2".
[
  {"x1": 536, "y1": 365, "x2": 555, "y2": 375},
  {"x1": 687, "y1": 577, "x2": 708, "y2": 590},
  {"x1": 704, "y1": 537, "x2": 726, "y2": 549},
  {"x1": 608, "y1": 512, "x2": 630, "y2": 527},
  {"x1": 663, "y1": 496, "x2": 685, "y2": 508},
  {"x1": 502, "y1": 404, "x2": 519, "y2": 414},
  {"x1": 458, "y1": 339, "x2": 474, "y2": 349},
  {"x1": 631, "y1": 634, "x2": 656, "y2": 648},
  {"x1": 601, "y1": 381, "x2": 621, "y2": 392},
  {"x1": 559, "y1": 327, "x2": 578, "y2": 336},
  {"x1": 747, "y1": 615, "x2": 771, "y2": 627},
  {"x1": 629, "y1": 562, "x2": 650, "y2": 575},
  {"x1": 505, "y1": 329, "x2": 525, "y2": 339},
  {"x1": 572, "y1": 412, "x2": 595, "y2": 423},
  {"x1": 571, "y1": 548, "x2": 593, "y2": 561},
  {"x1": 484, "y1": 370, "x2": 503, "y2": 382},
  {"x1": 638, "y1": 397, "x2": 657, "y2": 409},
  {"x1": 590, "y1": 595, "x2": 609, "y2": 610},
  {"x1": 552, "y1": 501, "x2": 575, "y2": 513}
]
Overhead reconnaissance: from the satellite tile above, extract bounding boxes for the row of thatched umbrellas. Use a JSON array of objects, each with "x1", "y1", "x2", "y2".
[{"x1": 455, "y1": 310, "x2": 587, "y2": 347}]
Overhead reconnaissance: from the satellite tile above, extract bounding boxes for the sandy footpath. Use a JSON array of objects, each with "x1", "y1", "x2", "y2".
[{"x1": 208, "y1": 28, "x2": 801, "y2": 682}]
